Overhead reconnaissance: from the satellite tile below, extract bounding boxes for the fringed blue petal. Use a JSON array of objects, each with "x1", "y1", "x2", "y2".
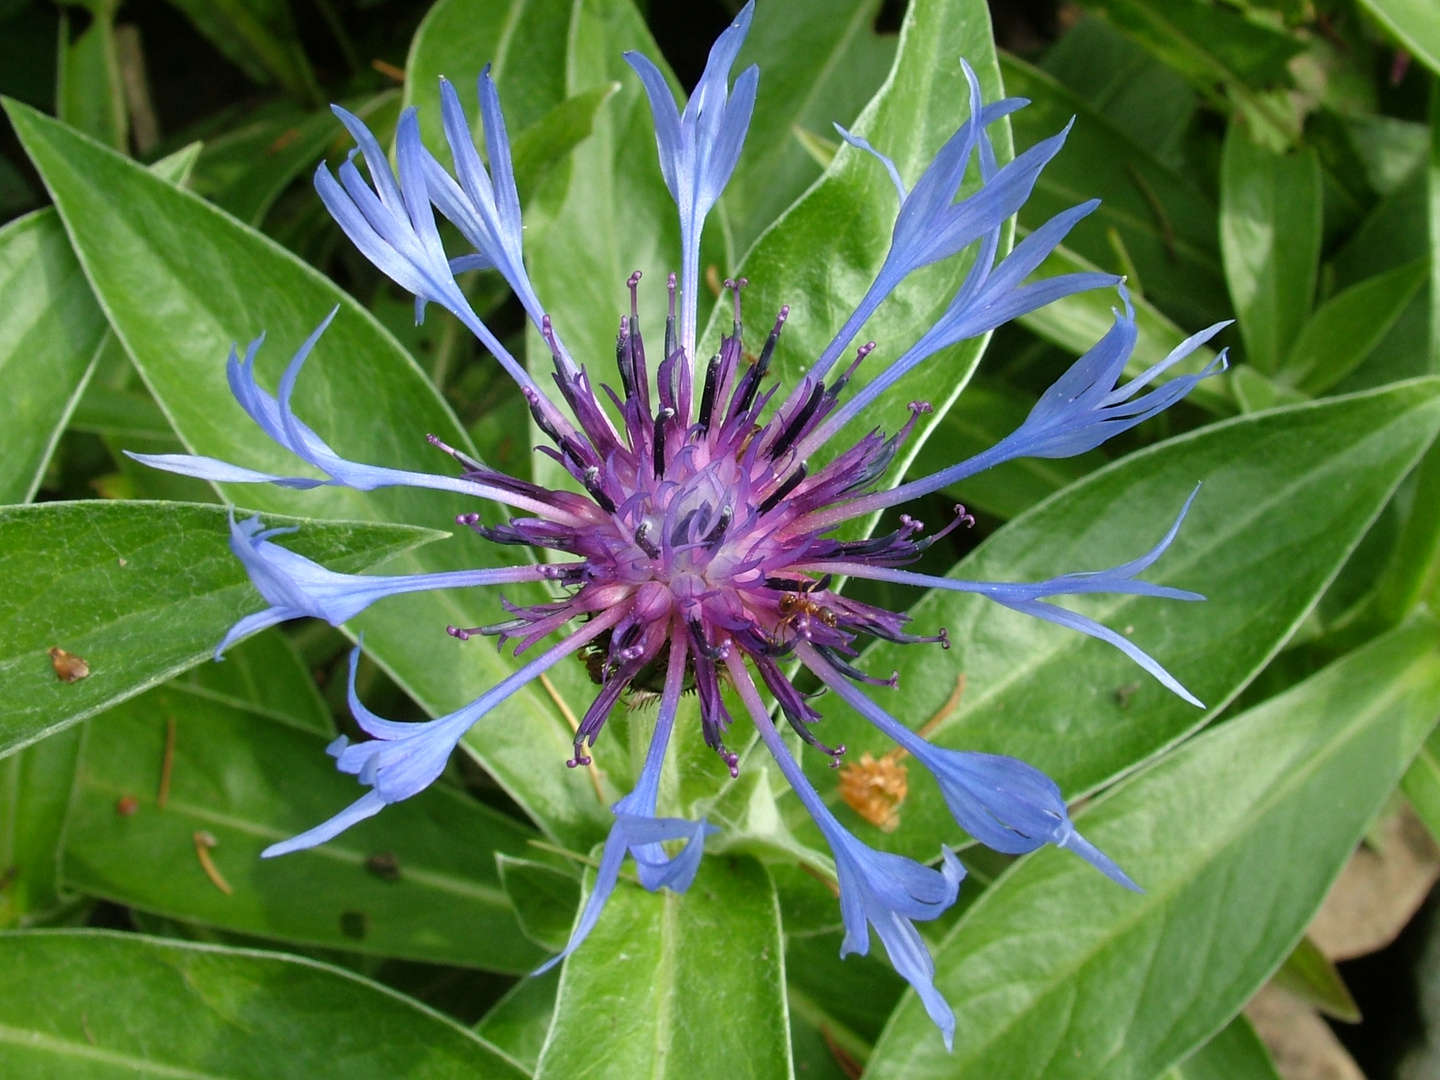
[
  {"x1": 729, "y1": 656, "x2": 962, "y2": 1049},
  {"x1": 800, "y1": 647, "x2": 1141, "y2": 895}
]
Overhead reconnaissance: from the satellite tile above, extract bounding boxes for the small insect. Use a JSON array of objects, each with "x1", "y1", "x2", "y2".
[
  {"x1": 115, "y1": 795, "x2": 139, "y2": 817},
  {"x1": 771, "y1": 577, "x2": 840, "y2": 645},
  {"x1": 365, "y1": 852, "x2": 401, "y2": 883},
  {"x1": 48, "y1": 647, "x2": 89, "y2": 683},
  {"x1": 580, "y1": 633, "x2": 697, "y2": 710}
]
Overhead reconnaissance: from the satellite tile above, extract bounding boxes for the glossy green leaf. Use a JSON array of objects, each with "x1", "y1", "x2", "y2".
[
  {"x1": 0, "y1": 143, "x2": 202, "y2": 505},
  {"x1": 1221, "y1": 126, "x2": 1322, "y2": 373},
  {"x1": 497, "y1": 855, "x2": 581, "y2": 953},
  {"x1": 1074, "y1": 0, "x2": 1304, "y2": 144},
  {"x1": 1166, "y1": 1017, "x2": 1280, "y2": 1080},
  {"x1": 405, "y1": 0, "x2": 571, "y2": 168},
  {"x1": 803, "y1": 379, "x2": 1440, "y2": 862},
  {"x1": 476, "y1": 968, "x2": 561, "y2": 1075},
  {"x1": 1271, "y1": 935, "x2": 1361, "y2": 1022},
  {"x1": 723, "y1": 0, "x2": 897, "y2": 255},
  {"x1": 717, "y1": 0, "x2": 1009, "y2": 508},
  {"x1": 179, "y1": 626, "x2": 334, "y2": 735},
  {"x1": 534, "y1": 856, "x2": 788, "y2": 1080},
  {"x1": 786, "y1": 928, "x2": 905, "y2": 1077},
  {"x1": 510, "y1": 83, "x2": 620, "y2": 207},
  {"x1": 0, "y1": 209, "x2": 107, "y2": 504},
  {"x1": 1284, "y1": 257, "x2": 1428, "y2": 393},
  {"x1": 198, "y1": 94, "x2": 397, "y2": 227},
  {"x1": 0, "y1": 930, "x2": 527, "y2": 1078},
  {"x1": 0, "y1": 726, "x2": 83, "y2": 926},
  {"x1": 865, "y1": 618, "x2": 1440, "y2": 1078},
  {"x1": 1001, "y1": 52, "x2": 1227, "y2": 328},
  {"x1": 1039, "y1": 16, "x2": 1197, "y2": 172},
  {"x1": 7, "y1": 99, "x2": 612, "y2": 848},
  {"x1": 160, "y1": 0, "x2": 320, "y2": 102},
  {"x1": 56, "y1": 10, "x2": 126, "y2": 151},
  {"x1": 63, "y1": 681, "x2": 548, "y2": 971},
  {"x1": 0, "y1": 500, "x2": 435, "y2": 757},
  {"x1": 1402, "y1": 713, "x2": 1440, "y2": 845},
  {"x1": 1357, "y1": 0, "x2": 1440, "y2": 76}
]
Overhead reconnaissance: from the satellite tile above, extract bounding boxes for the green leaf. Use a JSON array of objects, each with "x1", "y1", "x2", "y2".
[
  {"x1": 786, "y1": 928, "x2": 905, "y2": 1076},
  {"x1": 1402, "y1": 713, "x2": 1440, "y2": 845},
  {"x1": 0, "y1": 726, "x2": 83, "y2": 926},
  {"x1": 1357, "y1": 0, "x2": 1440, "y2": 76},
  {"x1": 0, "y1": 930, "x2": 527, "y2": 1078},
  {"x1": 534, "y1": 856, "x2": 787, "y2": 1079},
  {"x1": 6, "y1": 98, "x2": 613, "y2": 848},
  {"x1": 178, "y1": 626, "x2": 334, "y2": 735},
  {"x1": 0, "y1": 209, "x2": 107, "y2": 505},
  {"x1": 1074, "y1": 0, "x2": 1305, "y2": 144},
  {"x1": 160, "y1": 0, "x2": 320, "y2": 102},
  {"x1": 723, "y1": 0, "x2": 897, "y2": 255},
  {"x1": 1283, "y1": 257, "x2": 1428, "y2": 393},
  {"x1": 718, "y1": 0, "x2": 1010, "y2": 519},
  {"x1": 865, "y1": 618, "x2": 1440, "y2": 1077},
  {"x1": 0, "y1": 142, "x2": 203, "y2": 505},
  {"x1": 475, "y1": 968, "x2": 561, "y2": 1075},
  {"x1": 405, "y1": 0, "x2": 571, "y2": 168},
  {"x1": 1271, "y1": 935, "x2": 1361, "y2": 1022},
  {"x1": 1221, "y1": 125, "x2": 1322, "y2": 373},
  {"x1": 1039, "y1": 16, "x2": 1197, "y2": 172},
  {"x1": 56, "y1": 11, "x2": 126, "y2": 151},
  {"x1": 803, "y1": 379, "x2": 1440, "y2": 862},
  {"x1": 62, "y1": 681, "x2": 548, "y2": 972},
  {"x1": 1167, "y1": 1017, "x2": 1281, "y2": 1080},
  {"x1": 0, "y1": 500, "x2": 435, "y2": 757},
  {"x1": 198, "y1": 94, "x2": 397, "y2": 227},
  {"x1": 1000, "y1": 52, "x2": 1227, "y2": 328},
  {"x1": 497, "y1": 855, "x2": 581, "y2": 952},
  {"x1": 510, "y1": 83, "x2": 621, "y2": 207}
]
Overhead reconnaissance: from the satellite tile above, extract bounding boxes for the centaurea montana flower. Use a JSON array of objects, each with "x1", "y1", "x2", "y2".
[{"x1": 137, "y1": 2, "x2": 1226, "y2": 1047}]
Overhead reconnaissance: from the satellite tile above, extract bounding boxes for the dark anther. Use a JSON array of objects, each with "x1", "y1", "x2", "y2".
[
  {"x1": 526, "y1": 392, "x2": 562, "y2": 445},
  {"x1": 664, "y1": 272, "x2": 677, "y2": 360},
  {"x1": 702, "y1": 506, "x2": 732, "y2": 548},
  {"x1": 687, "y1": 618, "x2": 727, "y2": 659},
  {"x1": 758, "y1": 462, "x2": 808, "y2": 514},
  {"x1": 769, "y1": 381, "x2": 825, "y2": 459},
  {"x1": 445, "y1": 625, "x2": 472, "y2": 640},
  {"x1": 697, "y1": 352, "x2": 721, "y2": 432},
  {"x1": 634, "y1": 521, "x2": 661, "y2": 558},
  {"x1": 653, "y1": 407, "x2": 674, "y2": 478},
  {"x1": 756, "y1": 306, "x2": 788, "y2": 376},
  {"x1": 614, "y1": 315, "x2": 634, "y2": 397},
  {"x1": 582, "y1": 466, "x2": 616, "y2": 513},
  {"x1": 827, "y1": 341, "x2": 875, "y2": 399},
  {"x1": 455, "y1": 512, "x2": 481, "y2": 526},
  {"x1": 937, "y1": 627, "x2": 951, "y2": 650}
]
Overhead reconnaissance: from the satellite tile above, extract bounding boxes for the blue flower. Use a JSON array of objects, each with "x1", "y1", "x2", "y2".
[{"x1": 142, "y1": 0, "x2": 1220, "y2": 1044}]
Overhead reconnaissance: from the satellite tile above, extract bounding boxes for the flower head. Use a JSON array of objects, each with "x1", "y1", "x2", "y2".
[{"x1": 144, "y1": 1, "x2": 1223, "y2": 1045}]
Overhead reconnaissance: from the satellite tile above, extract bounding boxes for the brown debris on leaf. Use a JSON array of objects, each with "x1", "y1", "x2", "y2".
[{"x1": 48, "y1": 647, "x2": 89, "y2": 683}]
